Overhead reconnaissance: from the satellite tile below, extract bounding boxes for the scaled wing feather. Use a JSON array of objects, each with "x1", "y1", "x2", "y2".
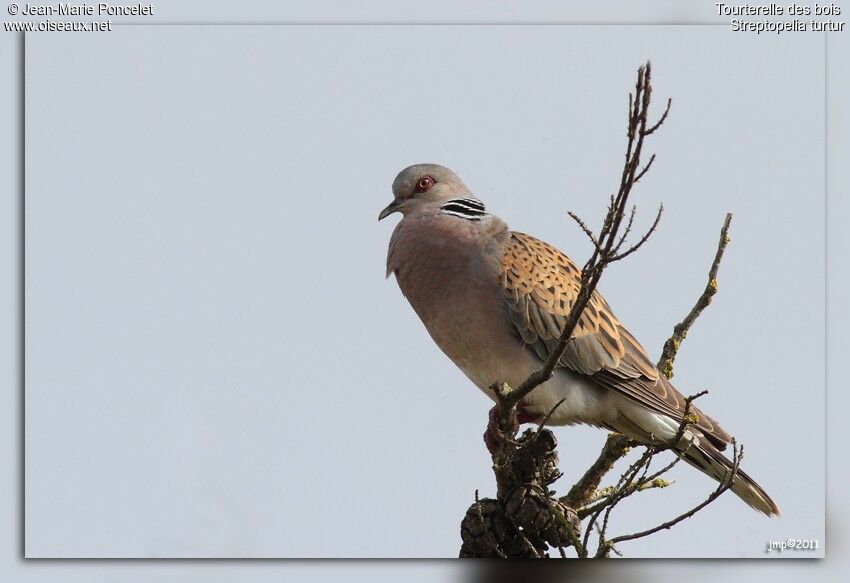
[{"x1": 500, "y1": 232, "x2": 731, "y2": 448}]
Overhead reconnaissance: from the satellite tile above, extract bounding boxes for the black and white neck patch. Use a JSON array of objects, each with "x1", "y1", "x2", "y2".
[{"x1": 439, "y1": 198, "x2": 488, "y2": 221}]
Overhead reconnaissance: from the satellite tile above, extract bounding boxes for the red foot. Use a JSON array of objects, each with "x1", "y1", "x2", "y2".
[
  {"x1": 483, "y1": 401, "x2": 545, "y2": 456},
  {"x1": 483, "y1": 406, "x2": 518, "y2": 457}
]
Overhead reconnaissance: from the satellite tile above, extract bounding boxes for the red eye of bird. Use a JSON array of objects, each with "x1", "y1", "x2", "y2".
[{"x1": 415, "y1": 176, "x2": 434, "y2": 193}]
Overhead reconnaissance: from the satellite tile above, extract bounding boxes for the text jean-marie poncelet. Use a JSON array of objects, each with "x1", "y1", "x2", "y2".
[{"x1": 17, "y1": 3, "x2": 153, "y2": 16}]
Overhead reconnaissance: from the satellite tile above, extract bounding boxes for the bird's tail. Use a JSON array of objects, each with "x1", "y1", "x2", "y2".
[{"x1": 679, "y1": 440, "x2": 780, "y2": 517}]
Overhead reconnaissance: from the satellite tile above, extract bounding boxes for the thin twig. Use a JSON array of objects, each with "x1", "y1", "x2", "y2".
[
  {"x1": 633, "y1": 153, "x2": 657, "y2": 184},
  {"x1": 585, "y1": 447, "x2": 654, "y2": 544},
  {"x1": 557, "y1": 545, "x2": 567, "y2": 559},
  {"x1": 536, "y1": 398, "x2": 567, "y2": 431},
  {"x1": 670, "y1": 390, "x2": 709, "y2": 446},
  {"x1": 600, "y1": 441, "x2": 743, "y2": 551},
  {"x1": 610, "y1": 203, "x2": 664, "y2": 262},
  {"x1": 581, "y1": 444, "x2": 655, "y2": 550},
  {"x1": 582, "y1": 388, "x2": 707, "y2": 547},
  {"x1": 578, "y1": 449, "x2": 684, "y2": 520},
  {"x1": 577, "y1": 477, "x2": 675, "y2": 519},
  {"x1": 612, "y1": 205, "x2": 637, "y2": 254},
  {"x1": 595, "y1": 449, "x2": 654, "y2": 547},
  {"x1": 644, "y1": 98, "x2": 673, "y2": 136},
  {"x1": 658, "y1": 213, "x2": 733, "y2": 379},
  {"x1": 568, "y1": 210, "x2": 603, "y2": 253}
]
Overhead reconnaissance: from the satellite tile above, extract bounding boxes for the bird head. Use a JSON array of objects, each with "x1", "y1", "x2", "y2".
[{"x1": 378, "y1": 163, "x2": 472, "y2": 221}]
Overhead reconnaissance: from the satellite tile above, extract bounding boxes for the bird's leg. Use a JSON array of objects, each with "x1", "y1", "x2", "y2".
[
  {"x1": 484, "y1": 399, "x2": 545, "y2": 456},
  {"x1": 483, "y1": 405, "x2": 519, "y2": 457}
]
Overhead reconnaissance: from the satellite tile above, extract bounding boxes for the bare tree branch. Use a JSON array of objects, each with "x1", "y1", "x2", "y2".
[
  {"x1": 577, "y1": 216, "x2": 735, "y2": 555},
  {"x1": 583, "y1": 389, "x2": 708, "y2": 544},
  {"x1": 658, "y1": 213, "x2": 733, "y2": 379},
  {"x1": 597, "y1": 441, "x2": 742, "y2": 556},
  {"x1": 612, "y1": 205, "x2": 637, "y2": 254},
  {"x1": 562, "y1": 434, "x2": 633, "y2": 509},
  {"x1": 643, "y1": 98, "x2": 673, "y2": 136},
  {"x1": 567, "y1": 210, "x2": 603, "y2": 253},
  {"x1": 581, "y1": 444, "x2": 656, "y2": 551},
  {"x1": 633, "y1": 153, "x2": 657, "y2": 184},
  {"x1": 536, "y1": 398, "x2": 568, "y2": 431},
  {"x1": 609, "y1": 203, "x2": 664, "y2": 262},
  {"x1": 570, "y1": 222, "x2": 736, "y2": 556},
  {"x1": 578, "y1": 476, "x2": 675, "y2": 520}
]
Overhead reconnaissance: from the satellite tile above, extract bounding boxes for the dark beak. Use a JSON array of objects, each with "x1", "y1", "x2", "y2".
[{"x1": 378, "y1": 199, "x2": 403, "y2": 221}]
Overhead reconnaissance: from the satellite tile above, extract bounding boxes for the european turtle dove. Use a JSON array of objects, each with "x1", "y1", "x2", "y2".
[{"x1": 379, "y1": 163, "x2": 779, "y2": 517}]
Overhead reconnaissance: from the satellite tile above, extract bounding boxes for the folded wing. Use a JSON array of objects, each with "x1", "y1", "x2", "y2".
[{"x1": 500, "y1": 231, "x2": 731, "y2": 449}]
